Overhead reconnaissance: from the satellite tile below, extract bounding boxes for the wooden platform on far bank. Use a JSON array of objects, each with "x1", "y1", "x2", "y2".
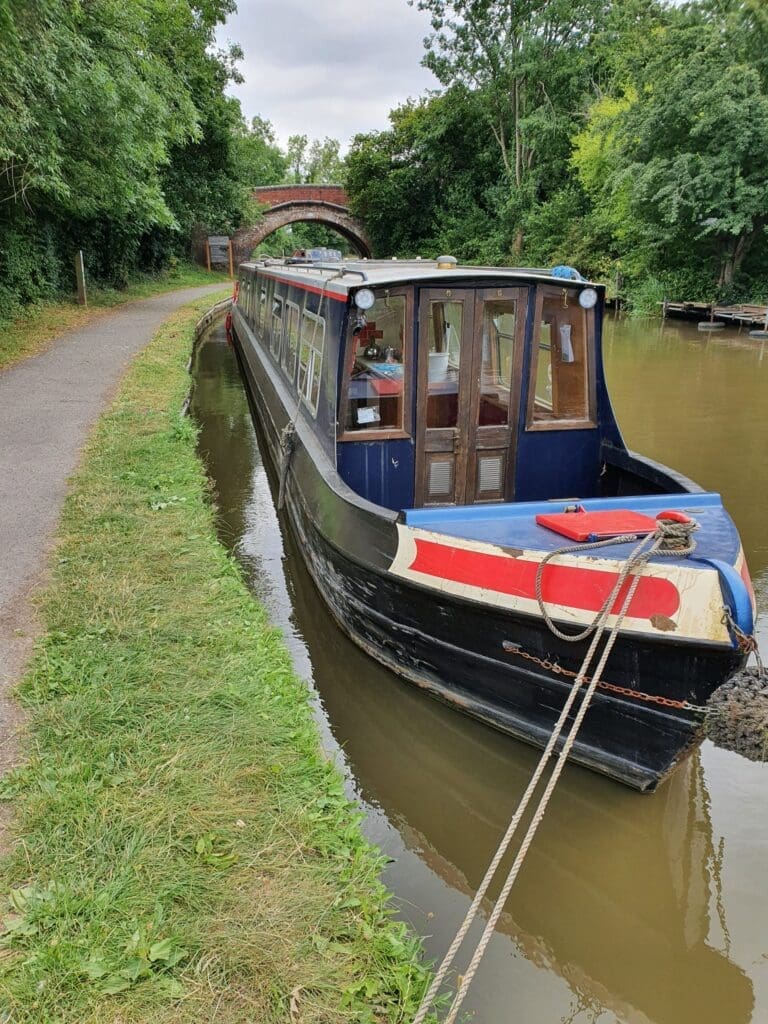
[{"x1": 661, "y1": 299, "x2": 768, "y2": 327}]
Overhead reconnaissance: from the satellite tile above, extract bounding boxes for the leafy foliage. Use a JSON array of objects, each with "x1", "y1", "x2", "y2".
[
  {"x1": 347, "y1": 0, "x2": 768, "y2": 305},
  {"x1": 0, "y1": 0, "x2": 257, "y2": 319}
]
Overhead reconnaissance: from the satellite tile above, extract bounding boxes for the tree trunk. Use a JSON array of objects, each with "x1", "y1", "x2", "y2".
[
  {"x1": 513, "y1": 77, "x2": 522, "y2": 189},
  {"x1": 512, "y1": 227, "x2": 524, "y2": 255},
  {"x1": 719, "y1": 227, "x2": 759, "y2": 288}
]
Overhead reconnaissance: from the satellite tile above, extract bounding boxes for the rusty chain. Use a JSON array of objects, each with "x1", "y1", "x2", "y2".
[
  {"x1": 722, "y1": 609, "x2": 765, "y2": 677},
  {"x1": 501, "y1": 640, "x2": 711, "y2": 713}
]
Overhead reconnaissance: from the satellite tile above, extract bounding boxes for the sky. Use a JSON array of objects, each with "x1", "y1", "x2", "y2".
[{"x1": 215, "y1": 0, "x2": 439, "y2": 150}]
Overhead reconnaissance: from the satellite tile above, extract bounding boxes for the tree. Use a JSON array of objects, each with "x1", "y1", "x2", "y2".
[
  {"x1": 346, "y1": 88, "x2": 508, "y2": 261},
  {"x1": 236, "y1": 116, "x2": 288, "y2": 187},
  {"x1": 411, "y1": 0, "x2": 610, "y2": 252},
  {"x1": 286, "y1": 135, "x2": 309, "y2": 184},
  {"x1": 589, "y1": 13, "x2": 768, "y2": 289},
  {"x1": 0, "y1": 0, "x2": 247, "y2": 309},
  {"x1": 284, "y1": 135, "x2": 344, "y2": 184},
  {"x1": 306, "y1": 138, "x2": 344, "y2": 184}
]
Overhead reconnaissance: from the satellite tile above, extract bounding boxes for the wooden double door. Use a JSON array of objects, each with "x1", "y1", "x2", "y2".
[{"x1": 415, "y1": 287, "x2": 526, "y2": 506}]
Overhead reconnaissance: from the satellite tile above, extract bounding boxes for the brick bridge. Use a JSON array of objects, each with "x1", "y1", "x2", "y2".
[{"x1": 231, "y1": 184, "x2": 372, "y2": 263}]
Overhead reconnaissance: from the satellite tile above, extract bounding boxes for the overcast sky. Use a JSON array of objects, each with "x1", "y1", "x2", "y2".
[{"x1": 216, "y1": 0, "x2": 439, "y2": 150}]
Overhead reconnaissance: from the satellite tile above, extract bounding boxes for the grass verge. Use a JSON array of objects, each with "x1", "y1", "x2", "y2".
[
  {"x1": 0, "y1": 266, "x2": 227, "y2": 373},
  {"x1": 0, "y1": 296, "x2": 431, "y2": 1023}
]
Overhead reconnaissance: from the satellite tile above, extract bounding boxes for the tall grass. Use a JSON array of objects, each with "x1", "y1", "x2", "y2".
[{"x1": 624, "y1": 276, "x2": 667, "y2": 317}]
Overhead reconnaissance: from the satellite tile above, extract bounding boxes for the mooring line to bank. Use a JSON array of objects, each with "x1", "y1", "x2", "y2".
[{"x1": 412, "y1": 520, "x2": 696, "y2": 1024}]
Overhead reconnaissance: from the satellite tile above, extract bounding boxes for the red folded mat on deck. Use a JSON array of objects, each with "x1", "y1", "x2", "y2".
[{"x1": 535, "y1": 508, "x2": 658, "y2": 542}]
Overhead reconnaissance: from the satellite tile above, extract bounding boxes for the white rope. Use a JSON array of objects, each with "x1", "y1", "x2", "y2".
[{"x1": 412, "y1": 523, "x2": 688, "y2": 1023}]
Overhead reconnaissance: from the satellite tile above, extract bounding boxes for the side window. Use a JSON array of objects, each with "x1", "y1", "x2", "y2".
[
  {"x1": 258, "y1": 281, "x2": 267, "y2": 332},
  {"x1": 283, "y1": 301, "x2": 300, "y2": 382},
  {"x1": 528, "y1": 289, "x2": 592, "y2": 427},
  {"x1": 244, "y1": 277, "x2": 252, "y2": 323},
  {"x1": 271, "y1": 294, "x2": 284, "y2": 359},
  {"x1": 341, "y1": 293, "x2": 408, "y2": 435},
  {"x1": 263, "y1": 278, "x2": 274, "y2": 345},
  {"x1": 298, "y1": 310, "x2": 325, "y2": 416}
]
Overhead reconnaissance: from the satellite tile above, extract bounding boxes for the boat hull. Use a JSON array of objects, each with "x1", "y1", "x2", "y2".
[
  {"x1": 231, "y1": 311, "x2": 745, "y2": 792},
  {"x1": 288, "y1": 489, "x2": 743, "y2": 791}
]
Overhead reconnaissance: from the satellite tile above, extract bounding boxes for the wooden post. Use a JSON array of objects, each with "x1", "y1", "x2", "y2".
[
  {"x1": 74, "y1": 250, "x2": 87, "y2": 306},
  {"x1": 205, "y1": 241, "x2": 211, "y2": 272},
  {"x1": 228, "y1": 239, "x2": 234, "y2": 279}
]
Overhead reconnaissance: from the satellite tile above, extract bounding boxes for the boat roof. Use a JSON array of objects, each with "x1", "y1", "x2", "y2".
[{"x1": 241, "y1": 257, "x2": 603, "y2": 300}]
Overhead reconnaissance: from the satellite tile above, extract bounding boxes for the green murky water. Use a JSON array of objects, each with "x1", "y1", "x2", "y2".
[{"x1": 191, "y1": 316, "x2": 768, "y2": 1024}]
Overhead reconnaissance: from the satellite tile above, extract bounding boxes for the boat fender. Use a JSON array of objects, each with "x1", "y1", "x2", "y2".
[
  {"x1": 277, "y1": 422, "x2": 297, "y2": 510},
  {"x1": 706, "y1": 667, "x2": 768, "y2": 762}
]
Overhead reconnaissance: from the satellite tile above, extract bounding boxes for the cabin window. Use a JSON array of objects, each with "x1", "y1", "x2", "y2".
[
  {"x1": 258, "y1": 279, "x2": 268, "y2": 333},
  {"x1": 283, "y1": 301, "x2": 301, "y2": 382},
  {"x1": 298, "y1": 310, "x2": 325, "y2": 415},
  {"x1": 341, "y1": 293, "x2": 408, "y2": 436},
  {"x1": 527, "y1": 288, "x2": 593, "y2": 428},
  {"x1": 270, "y1": 294, "x2": 283, "y2": 359}
]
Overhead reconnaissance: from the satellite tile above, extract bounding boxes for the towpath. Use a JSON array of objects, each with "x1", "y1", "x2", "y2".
[{"x1": 0, "y1": 284, "x2": 225, "y2": 814}]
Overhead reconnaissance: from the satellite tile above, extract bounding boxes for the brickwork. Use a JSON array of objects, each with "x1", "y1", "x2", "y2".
[
  {"x1": 253, "y1": 185, "x2": 349, "y2": 208},
  {"x1": 232, "y1": 186, "x2": 371, "y2": 263}
]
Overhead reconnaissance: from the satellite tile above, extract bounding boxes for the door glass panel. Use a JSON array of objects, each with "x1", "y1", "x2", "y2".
[
  {"x1": 478, "y1": 300, "x2": 515, "y2": 426},
  {"x1": 426, "y1": 301, "x2": 462, "y2": 428}
]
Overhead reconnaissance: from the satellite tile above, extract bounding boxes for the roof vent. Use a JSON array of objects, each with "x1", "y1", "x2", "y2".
[{"x1": 436, "y1": 255, "x2": 458, "y2": 270}]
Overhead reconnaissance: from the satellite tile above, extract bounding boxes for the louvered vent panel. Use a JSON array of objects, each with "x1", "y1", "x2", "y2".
[
  {"x1": 478, "y1": 455, "x2": 502, "y2": 493},
  {"x1": 429, "y1": 460, "x2": 453, "y2": 496}
]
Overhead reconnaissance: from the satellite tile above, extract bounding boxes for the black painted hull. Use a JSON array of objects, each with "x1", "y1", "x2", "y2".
[{"x1": 231, "y1": 312, "x2": 744, "y2": 792}]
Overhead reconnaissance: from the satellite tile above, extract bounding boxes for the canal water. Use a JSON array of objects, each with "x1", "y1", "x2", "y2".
[{"x1": 190, "y1": 316, "x2": 768, "y2": 1024}]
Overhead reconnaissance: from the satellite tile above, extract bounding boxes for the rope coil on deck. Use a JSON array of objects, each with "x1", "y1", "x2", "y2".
[
  {"x1": 412, "y1": 522, "x2": 691, "y2": 1024},
  {"x1": 534, "y1": 517, "x2": 698, "y2": 643}
]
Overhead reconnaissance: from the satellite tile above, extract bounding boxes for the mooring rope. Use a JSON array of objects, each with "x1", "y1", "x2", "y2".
[
  {"x1": 534, "y1": 518, "x2": 698, "y2": 642},
  {"x1": 412, "y1": 519, "x2": 697, "y2": 1024}
]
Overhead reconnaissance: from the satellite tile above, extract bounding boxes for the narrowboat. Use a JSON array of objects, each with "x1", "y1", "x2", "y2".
[{"x1": 228, "y1": 255, "x2": 756, "y2": 792}]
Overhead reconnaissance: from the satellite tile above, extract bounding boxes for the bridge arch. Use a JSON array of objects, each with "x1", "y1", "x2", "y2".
[{"x1": 232, "y1": 184, "x2": 372, "y2": 264}]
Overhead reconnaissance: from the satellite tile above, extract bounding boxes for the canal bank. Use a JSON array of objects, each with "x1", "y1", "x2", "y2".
[
  {"x1": 0, "y1": 297, "x2": 429, "y2": 1021},
  {"x1": 0, "y1": 282, "x2": 227, "y2": 847}
]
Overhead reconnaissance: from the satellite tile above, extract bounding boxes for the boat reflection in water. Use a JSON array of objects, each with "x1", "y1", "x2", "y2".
[{"x1": 191, "y1": 322, "x2": 754, "y2": 1024}]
